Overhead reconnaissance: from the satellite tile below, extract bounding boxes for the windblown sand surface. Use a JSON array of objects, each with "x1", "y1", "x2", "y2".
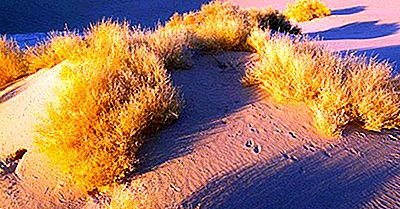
[{"x1": 1, "y1": 0, "x2": 400, "y2": 208}]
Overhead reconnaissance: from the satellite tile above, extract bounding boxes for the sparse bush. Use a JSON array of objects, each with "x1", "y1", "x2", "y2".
[
  {"x1": 146, "y1": 23, "x2": 193, "y2": 70},
  {"x1": 172, "y1": 0, "x2": 251, "y2": 51},
  {"x1": 244, "y1": 31, "x2": 400, "y2": 136},
  {"x1": 36, "y1": 20, "x2": 181, "y2": 191},
  {"x1": 0, "y1": 36, "x2": 28, "y2": 87},
  {"x1": 284, "y1": 0, "x2": 331, "y2": 22},
  {"x1": 245, "y1": 7, "x2": 301, "y2": 34},
  {"x1": 25, "y1": 32, "x2": 85, "y2": 72}
]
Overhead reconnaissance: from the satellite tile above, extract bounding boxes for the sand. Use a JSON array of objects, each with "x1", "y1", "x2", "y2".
[{"x1": 1, "y1": 0, "x2": 399, "y2": 208}]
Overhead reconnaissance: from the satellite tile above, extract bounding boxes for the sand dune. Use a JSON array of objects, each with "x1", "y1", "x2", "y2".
[{"x1": 0, "y1": 0, "x2": 399, "y2": 208}]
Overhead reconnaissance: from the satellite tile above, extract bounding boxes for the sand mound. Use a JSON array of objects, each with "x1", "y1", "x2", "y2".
[
  {"x1": 1, "y1": 52, "x2": 399, "y2": 208},
  {"x1": 1, "y1": 0, "x2": 400, "y2": 208}
]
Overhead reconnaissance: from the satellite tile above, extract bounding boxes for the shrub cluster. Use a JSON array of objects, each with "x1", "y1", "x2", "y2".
[
  {"x1": 36, "y1": 20, "x2": 181, "y2": 191},
  {"x1": 1, "y1": 1, "x2": 300, "y2": 88},
  {"x1": 164, "y1": 0, "x2": 300, "y2": 52},
  {"x1": 32, "y1": 1, "x2": 301, "y2": 192},
  {"x1": 244, "y1": 31, "x2": 400, "y2": 136},
  {"x1": 284, "y1": 0, "x2": 331, "y2": 22},
  {"x1": 0, "y1": 37, "x2": 28, "y2": 87}
]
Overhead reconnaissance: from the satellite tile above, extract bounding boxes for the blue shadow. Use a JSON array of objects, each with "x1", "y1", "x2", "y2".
[
  {"x1": 0, "y1": 0, "x2": 210, "y2": 34},
  {"x1": 308, "y1": 21, "x2": 400, "y2": 40},
  {"x1": 349, "y1": 45, "x2": 400, "y2": 75},
  {"x1": 180, "y1": 128, "x2": 400, "y2": 208},
  {"x1": 331, "y1": 6, "x2": 366, "y2": 15}
]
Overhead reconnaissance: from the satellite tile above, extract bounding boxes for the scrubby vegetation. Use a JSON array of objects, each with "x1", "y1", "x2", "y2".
[
  {"x1": 25, "y1": 32, "x2": 85, "y2": 72},
  {"x1": 0, "y1": 1, "x2": 299, "y2": 89},
  {"x1": 30, "y1": 1, "x2": 301, "y2": 193},
  {"x1": 2, "y1": 0, "x2": 400, "y2": 206},
  {"x1": 284, "y1": 0, "x2": 331, "y2": 22},
  {"x1": 36, "y1": 20, "x2": 181, "y2": 191},
  {"x1": 165, "y1": 0, "x2": 300, "y2": 52},
  {"x1": 244, "y1": 31, "x2": 400, "y2": 136},
  {"x1": 0, "y1": 37, "x2": 28, "y2": 87}
]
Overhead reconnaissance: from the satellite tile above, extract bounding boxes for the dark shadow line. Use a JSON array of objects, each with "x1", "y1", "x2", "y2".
[
  {"x1": 331, "y1": 6, "x2": 366, "y2": 16},
  {"x1": 307, "y1": 20, "x2": 400, "y2": 40}
]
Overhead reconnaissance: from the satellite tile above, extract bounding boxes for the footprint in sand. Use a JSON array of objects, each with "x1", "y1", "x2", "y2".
[
  {"x1": 245, "y1": 139, "x2": 254, "y2": 149},
  {"x1": 253, "y1": 145, "x2": 261, "y2": 154}
]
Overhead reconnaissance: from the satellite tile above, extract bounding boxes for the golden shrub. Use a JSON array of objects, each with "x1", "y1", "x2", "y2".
[
  {"x1": 185, "y1": 0, "x2": 251, "y2": 51},
  {"x1": 146, "y1": 23, "x2": 193, "y2": 70},
  {"x1": 284, "y1": 0, "x2": 331, "y2": 22},
  {"x1": 244, "y1": 32, "x2": 400, "y2": 136},
  {"x1": 0, "y1": 36, "x2": 28, "y2": 87},
  {"x1": 25, "y1": 31, "x2": 85, "y2": 73},
  {"x1": 36, "y1": 20, "x2": 181, "y2": 191}
]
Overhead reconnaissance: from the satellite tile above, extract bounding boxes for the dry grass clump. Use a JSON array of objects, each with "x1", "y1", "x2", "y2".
[
  {"x1": 0, "y1": 36, "x2": 28, "y2": 87},
  {"x1": 244, "y1": 31, "x2": 400, "y2": 136},
  {"x1": 145, "y1": 23, "x2": 193, "y2": 70},
  {"x1": 25, "y1": 32, "x2": 85, "y2": 72},
  {"x1": 164, "y1": 0, "x2": 300, "y2": 52},
  {"x1": 246, "y1": 7, "x2": 301, "y2": 35},
  {"x1": 36, "y1": 20, "x2": 181, "y2": 191},
  {"x1": 284, "y1": 0, "x2": 331, "y2": 22},
  {"x1": 165, "y1": 1, "x2": 251, "y2": 51}
]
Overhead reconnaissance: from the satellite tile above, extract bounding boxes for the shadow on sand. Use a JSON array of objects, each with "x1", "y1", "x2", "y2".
[
  {"x1": 131, "y1": 52, "x2": 259, "y2": 176},
  {"x1": 0, "y1": 0, "x2": 210, "y2": 34},
  {"x1": 308, "y1": 21, "x2": 400, "y2": 40},
  {"x1": 343, "y1": 45, "x2": 400, "y2": 75},
  {"x1": 331, "y1": 6, "x2": 366, "y2": 16},
  {"x1": 179, "y1": 128, "x2": 400, "y2": 209}
]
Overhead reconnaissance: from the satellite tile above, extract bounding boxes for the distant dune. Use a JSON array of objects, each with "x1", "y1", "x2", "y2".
[{"x1": 0, "y1": 0, "x2": 209, "y2": 34}]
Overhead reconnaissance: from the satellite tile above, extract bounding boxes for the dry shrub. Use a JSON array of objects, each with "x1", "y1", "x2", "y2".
[
  {"x1": 244, "y1": 31, "x2": 400, "y2": 136},
  {"x1": 245, "y1": 7, "x2": 301, "y2": 35},
  {"x1": 163, "y1": 1, "x2": 300, "y2": 52},
  {"x1": 172, "y1": 0, "x2": 251, "y2": 51},
  {"x1": 146, "y1": 23, "x2": 193, "y2": 70},
  {"x1": 36, "y1": 20, "x2": 181, "y2": 191},
  {"x1": 25, "y1": 32, "x2": 85, "y2": 72},
  {"x1": 0, "y1": 36, "x2": 28, "y2": 87},
  {"x1": 284, "y1": 0, "x2": 331, "y2": 22}
]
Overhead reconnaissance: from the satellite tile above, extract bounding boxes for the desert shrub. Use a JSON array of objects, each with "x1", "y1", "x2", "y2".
[
  {"x1": 25, "y1": 31, "x2": 85, "y2": 72},
  {"x1": 0, "y1": 36, "x2": 28, "y2": 87},
  {"x1": 173, "y1": 0, "x2": 251, "y2": 51},
  {"x1": 145, "y1": 23, "x2": 193, "y2": 70},
  {"x1": 36, "y1": 20, "x2": 181, "y2": 191},
  {"x1": 244, "y1": 31, "x2": 400, "y2": 136},
  {"x1": 284, "y1": 0, "x2": 331, "y2": 22},
  {"x1": 245, "y1": 7, "x2": 301, "y2": 34},
  {"x1": 164, "y1": 1, "x2": 300, "y2": 52}
]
